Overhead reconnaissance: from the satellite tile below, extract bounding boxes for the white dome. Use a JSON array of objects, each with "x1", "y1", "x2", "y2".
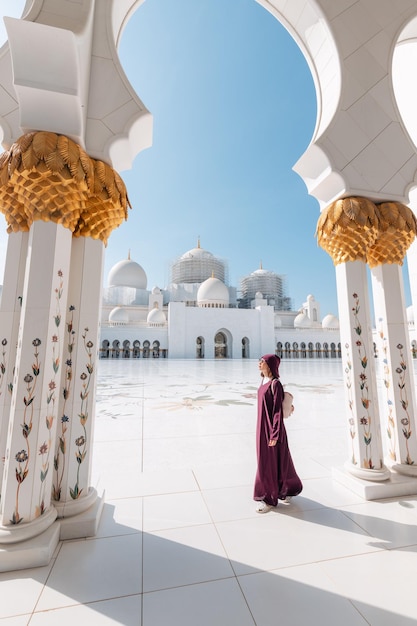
[
  {"x1": 407, "y1": 305, "x2": 414, "y2": 324},
  {"x1": 197, "y1": 276, "x2": 229, "y2": 306},
  {"x1": 147, "y1": 308, "x2": 166, "y2": 325},
  {"x1": 322, "y1": 313, "x2": 340, "y2": 329},
  {"x1": 255, "y1": 291, "x2": 263, "y2": 298},
  {"x1": 108, "y1": 258, "x2": 147, "y2": 289},
  {"x1": 294, "y1": 312, "x2": 312, "y2": 328},
  {"x1": 181, "y1": 246, "x2": 215, "y2": 260},
  {"x1": 152, "y1": 286, "x2": 161, "y2": 295},
  {"x1": 109, "y1": 306, "x2": 129, "y2": 324}
]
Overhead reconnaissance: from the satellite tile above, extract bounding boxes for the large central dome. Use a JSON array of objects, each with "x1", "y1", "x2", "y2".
[
  {"x1": 108, "y1": 255, "x2": 147, "y2": 289},
  {"x1": 171, "y1": 239, "x2": 227, "y2": 284}
]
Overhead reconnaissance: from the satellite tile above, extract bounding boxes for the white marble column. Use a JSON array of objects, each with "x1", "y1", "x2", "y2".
[
  {"x1": 371, "y1": 263, "x2": 417, "y2": 475},
  {"x1": 0, "y1": 232, "x2": 28, "y2": 490},
  {"x1": 52, "y1": 236, "x2": 105, "y2": 538},
  {"x1": 335, "y1": 261, "x2": 389, "y2": 480},
  {"x1": 0, "y1": 221, "x2": 72, "y2": 542}
]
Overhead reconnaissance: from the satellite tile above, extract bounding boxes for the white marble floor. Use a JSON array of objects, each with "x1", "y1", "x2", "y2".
[{"x1": 2, "y1": 358, "x2": 417, "y2": 625}]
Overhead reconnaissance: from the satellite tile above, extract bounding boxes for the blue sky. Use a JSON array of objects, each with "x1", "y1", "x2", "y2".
[{"x1": 0, "y1": 0, "x2": 341, "y2": 315}]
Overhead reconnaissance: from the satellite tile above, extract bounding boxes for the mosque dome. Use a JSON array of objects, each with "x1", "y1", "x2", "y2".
[
  {"x1": 108, "y1": 256, "x2": 147, "y2": 289},
  {"x1": 109, "y1": 306, "x2": 129, "y2": 324},
  {"x1": 240, "y1": 263, "x2": 289, "y2": 311},
  {"x1": 197, "y1": 276, "x2": 229, "y2": 307},
  {"x1": 294, "y1": 312, "x2": 312, "y2": 328},
  {"x1": 322, "y1": 313, "x2": 340, "y2": 329},
  {"x1": 171, "y1": 239, "x2": 226, "y2": 284},
  {"x1": 147, "y1": 307, "x2": 166, "y2": 326},
  {"x1": 152, "y1": 286, "x2": 161, "y2": 295}
]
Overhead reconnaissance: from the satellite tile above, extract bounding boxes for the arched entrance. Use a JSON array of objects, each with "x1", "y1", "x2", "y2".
[
  {"x1": 196, "y1": 336, "x2": 205, "y2": 358},
  {"x1": 242, "y1": 337, "x2": 250, "y2": 358},
  {"x1": 214, "y1": 331, "x2": 227, "y2": 358}
]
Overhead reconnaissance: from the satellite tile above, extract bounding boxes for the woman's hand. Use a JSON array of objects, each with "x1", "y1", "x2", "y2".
[{"x1": 268, "y1": 440, "x2": 277, "y2": 447}]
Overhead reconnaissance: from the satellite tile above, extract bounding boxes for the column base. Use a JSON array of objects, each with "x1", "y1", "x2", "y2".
[
  {"x1": 58, "y1": 489, "x2": 105, "y2": 541},
  {"x1": 344, "y1": 461, "x2": 391, "y2": 481},
  {"x1": 333, "y1": 466, "x2": 417, "y2": 500},
  {"x1": 385, "y1": 458, "x2": 417, "y2": 478},
  {"x1": 0, "y1": 490, "x2": 104, "y2": 572},
  {"x1": 0, "y1": 522, "x2": 60, "y2": 573},
  {"x1": 0, "y1": 507, "x2": 57, "y2": 544},
  {"x1": 54, "y1": 486, "x2": 99, "y2": 519}
]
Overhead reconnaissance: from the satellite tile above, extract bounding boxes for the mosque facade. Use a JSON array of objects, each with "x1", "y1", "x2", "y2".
[{"x1": 100, "y1": 241, "x2": 342, "y2": 360}]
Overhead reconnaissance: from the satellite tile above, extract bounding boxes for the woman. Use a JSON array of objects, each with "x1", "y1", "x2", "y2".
[{"x1": 254, "y1": 354, "x2": 302, "y2": 513}]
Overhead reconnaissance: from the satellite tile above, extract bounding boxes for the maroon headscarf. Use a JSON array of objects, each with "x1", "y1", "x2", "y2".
[{"x1": 261, "y1": 353, "x2": 281, "y2": 379}]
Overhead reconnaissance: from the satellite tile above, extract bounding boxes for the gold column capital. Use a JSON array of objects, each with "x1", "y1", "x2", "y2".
[{"x1": 0, "y1": 132, "x2": 130, "y2": 244}]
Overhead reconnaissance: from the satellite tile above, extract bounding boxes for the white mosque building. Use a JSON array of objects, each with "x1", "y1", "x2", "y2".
[{"x1": 100, "y1": 240, "x2": 342, "y2": 359}]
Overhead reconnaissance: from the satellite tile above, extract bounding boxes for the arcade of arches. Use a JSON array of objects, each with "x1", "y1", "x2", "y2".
[{"x1": 100, "y1": 336, "x2": 343, "y2": 360}]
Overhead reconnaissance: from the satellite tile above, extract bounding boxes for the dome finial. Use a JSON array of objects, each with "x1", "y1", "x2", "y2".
[
  {"x1": 197, "y1": 236, "x2": 201, "y2": 249},
  {"x1": 128, "y1": 249, "x2": 131, "y2": 260},
  {"x1": 260, "y1": 260, "x2": 263, "y2": 270},
  {"x1": 212, "y1": 270, "x2": 215, "y2": 278}
]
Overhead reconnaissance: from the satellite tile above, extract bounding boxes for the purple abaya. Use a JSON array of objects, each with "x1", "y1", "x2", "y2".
[{"x1": 254, "y1": 357, "x2": 302, "y2": 507}]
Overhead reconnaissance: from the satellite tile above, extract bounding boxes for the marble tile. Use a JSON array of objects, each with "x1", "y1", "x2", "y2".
[
  {"x1": 30, "y1": 595, "x2": 142, "y2": 626},
  {"x1": 142, "y1": 578, "x2": 254, "y2": 626},
  {"x1": 339, "y1": 497, "x2": 417, "y2": 550},
  {"x1": 96, "y1": 497, "x2": 143, "y2": 538},
  {"x1": 0, "y1": 617, "x2": 32, "y2": 625},
  {"x1": 0, "y1": 564, "x2": 52, "y2": 619},
  {"x1": 320, "y1": 547, "x2": 417, "y2": 624},
  {"x1": 36, "y1": 534, "x2": 142, "y2": 610},
  {"x1": 142, "y1": 432, "x2": 254, "y2": 471},
  {"x1": 239, "y1": 565, "x2": 369, "y2": 625},
  {"x1": 216, "y1": 507, "x2": 383, "y2": 575},
  {"x1": 193, "y1": 461, "x2": 257, "y2": 490},
  {"x1": 142, "y1": 524, "x2": 234, "y2": 592},
  {"x1": 143, "y1": 491, "x2": 212, "y2": 531}
]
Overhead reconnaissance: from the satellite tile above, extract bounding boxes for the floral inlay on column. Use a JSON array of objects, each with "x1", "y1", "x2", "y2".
[
  {"x1": 344, "y1": 344, "x2": 357, "y2": 465},
  {"x1": 0, "y1": 338, "x2": 7, "y2": 398},
  {"x1": 35, "y1": 270, "x2": 64, "y2": 517},
  {"x1": 351, "y1": 292, "x2": 374, "y2": 469},
  {"x1": 11, "y1": 338, "x2": 41, "y2": 524},
  {"x1": 395, "y1": 343, "x2": 414, "y2": 465},
  {"x1": 70, "y1": 329, "x2": 94, "y2": 500},
  {"x1": 53, "y1": 304, "x2": 76, "y2": 502},
  {"x1": 378, "y1": 320, "x2": 396, "y2": 461}
]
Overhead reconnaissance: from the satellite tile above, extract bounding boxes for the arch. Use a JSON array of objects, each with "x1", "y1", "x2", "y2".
[
  {"x1": 143, "y1": 340, "x2": 150, "y2": 358},
  {"x1": 330, "y1": 342, "x2": 337, "y2": 358},
  {"x1": 308, "y1": 342, "x2": 314, "y2": 358},
  {"x1": 284, "y1": 341, "x2": 291, "y2": 359},
  {"x1": 242, "y1": 336, "x2": 250, "y2": 359},
  {"x1": 315, "y1": 342, "x2": 322, "y2": 359},
  {"x1": 101, "y1": 339, "x2": 110, "y2": 359},
  {"x1": 392, "y1": 16, "x2": 417, "y2": 156},
  {"x1": 112, "y1": 339, "x2": 120, "y2": 359},
  {"x1": 196, "y1": 336, "x2": 205, "y2": 359},
  {"x1": 152, "y1": 340, "x2": 160, "y2": 358},
  {"x1": 292, "y1": 342, "x2": 299, "y2": 358},
  {"x1": 123, "y1": 339, "x2": 131, "y2": 358},
  {"x1": 214, "y1": 329, "x2": 232, "y2": 359},
  {"x1": 276, "y1": 342, "x2": 283, "y2": 359},
  {"x1": 323, "y1": 342, "x2": 329, "y2": 358},
  {"x1": 133, "y1": 340, "x2": 140, "y2": 358},
  {"x1": 300, "y1": 342, "x2": 307, "y2": 358}
]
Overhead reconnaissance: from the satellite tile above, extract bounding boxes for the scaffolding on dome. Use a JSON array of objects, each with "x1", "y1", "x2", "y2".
[
  {"x1": 171, "y1": 255, "x2": 228, "y2": 284},
  {"x1": 239, "y1": 271, "x2": 291, "y2": 310}
]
